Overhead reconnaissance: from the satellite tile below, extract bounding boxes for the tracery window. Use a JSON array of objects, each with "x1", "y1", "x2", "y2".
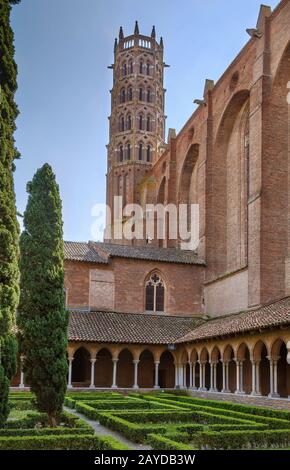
[{"x1": 145, "y1": 273, "x2": 165, "y2": 312}]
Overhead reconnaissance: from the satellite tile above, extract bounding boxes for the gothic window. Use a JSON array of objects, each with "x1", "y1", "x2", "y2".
[
  {"x1": 127, "y1": 114, "x2": 132, "y2": 130},
  {"x1": 127, "y1": 143, "x2": 131, "y2": 160},
  {"x1": 139, "y1": 60, "x2": 143, "y2": 74},
  {"x1": 139, "y1": 87, "x2": 144, "y2": 101},
  {"x1": 120, "y1": 115, "x2": 125, "y2": 132},
  {"x1": 120, "y1": 88, "x2": 126, "y2": 103},
  {"x1": 119, "y1": 145, "x2": 124, "y2": 162},
  {"x1": 129, "y1": 60, "x2": 133, "y2": 74},
  {"x1": 128, "y1": 87, "x2": 133, "y2": 101},
  {"x1": 146, "y1": 145, "x2": 151, "y2": 162},
  {"x1": 147, "y1": 88, "x2": 151, "y2": 103},
  {"x1": 139, "y1": 114, "x2": 143, "y2": 130},
  {"x1": 147, "y1": 115, "x2": 151, "y2": 131},
  {"x1": 145, "y1": 273, "x2": 165, "y2": 312},
  {"x1": 146, "y1": 62, "x2": 150, "y2": 76},
  {"x1": 122, "y1": 62, "x2": 127, "y2": 76},
  {"x1": 138, "y1": 143, "x2": 143, "y2": 160}
]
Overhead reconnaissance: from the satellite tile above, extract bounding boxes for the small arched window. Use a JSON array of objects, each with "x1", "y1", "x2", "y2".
[
  {"x1": 147, "y1": 88, "x2": 151, "y2": 103},
  {"x1": 120, "y1": 116, "x2": 125, "y2": 132},
  {"x1": 145, "y1": 273, "x2": 165, "y2": 312},
  {"x1": 146, "y1": 145, "x2": 151, "y2": 162},
  {"x1": 129, "y1": 60, "x2": 133, "y2": 74},
  {"x1": 120, "y1": 88, "x2": 126, "y2": 103},
  {"x1": 139, "y1": 114, "x2": 143, "y2": 130},
  {"x1": 146, "y1": 62, "x2": 150, "y2": 76},
  {"x1": 139, "y1": 87, "x2": 143, "y2": 101},
  {"x1": 138, "y1": 143, "x2": 143, "y2": 161},
  {"x1": 128, "y1": 87, "x2": 133, "y2": 101},
  {"x1": 127, "y1": 143, "x2": 131, "y2": 160},
  {"x1": 122, "y1": 62, "x2": 127, "y2": 76},
  {"x1": 139, "y1": 60, "x2": 143, "y2": 74},
  {"x1": 127, "y1": 114, "x2": 132, "y2": 130},
  {"x1": 147, "y1": 116, "x2": 151, "y2": 132},
  {"x1": 119, "y1": 145, "x2": 124, "y2": 162}
]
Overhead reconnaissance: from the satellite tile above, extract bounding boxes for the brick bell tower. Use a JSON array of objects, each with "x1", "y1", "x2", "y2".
[{"x1": 105, "y1": 22, "x2": 166, "y2": 245}]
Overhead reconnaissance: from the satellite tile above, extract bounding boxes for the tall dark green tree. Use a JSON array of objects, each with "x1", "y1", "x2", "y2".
[
  {"x1": 0, "y1": 0, "x2": 21, "y2": 427},
  {"x1": 18, "y1": 164, "x2": 68, "y2": 427}
]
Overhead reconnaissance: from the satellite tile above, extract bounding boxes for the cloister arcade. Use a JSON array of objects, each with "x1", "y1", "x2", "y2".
[{"x1": 28, "y1": 331, "x2": 286, "y2": 399}]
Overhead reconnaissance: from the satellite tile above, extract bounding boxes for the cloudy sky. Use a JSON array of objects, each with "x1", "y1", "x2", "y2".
[{"x1": 11, "y1": 0, "x2": 279, "y2": 241}]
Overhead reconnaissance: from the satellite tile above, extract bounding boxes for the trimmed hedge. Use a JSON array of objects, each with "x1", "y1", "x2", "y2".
[
  {"x1": 156, "y1": 394, "x2": 290, "y2": 421},
  {"x1": 147, "y1": 433, "x2": 195, "y2": 450},
  {"x1": 0, "y1": 434, "x2": 130, "y2": 450},
  {"x1": 193, "y1": 429, "x2": 290, "y2": 450}
]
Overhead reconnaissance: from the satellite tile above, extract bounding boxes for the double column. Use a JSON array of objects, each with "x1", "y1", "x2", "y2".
[
  {"x1": 221, "y1": 360, "x2": 230, "y2": 393},
  {"x1": 198, "y1": 361, "x2": 207, "y2": 391},
  {"x1": 235, "y1": 360, "x2": 245, "y2": 394},
  {"x1": 268, "y1": 356, "x2": 280, "y2": 398},
  {"x1": 251, "y1": 360, "x2": 261, "y2": 396},
  {"x1": 209, "y1": 361, "x2": 218, "y2": 392}
]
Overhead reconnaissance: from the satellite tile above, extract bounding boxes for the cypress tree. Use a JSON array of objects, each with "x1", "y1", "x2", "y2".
[
  {"x1": 0, "y1": 0, "x2": 21, "y2": 427},
  {"x1": 18, "y1": 164, "x2": 68, "y2": 427}
]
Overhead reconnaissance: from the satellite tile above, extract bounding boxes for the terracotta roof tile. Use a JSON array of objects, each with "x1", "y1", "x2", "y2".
[
  {"x1": 92, "y1": 241, "x2": 205, "y2": 265},
  {"x1": 176, "y1": 297, "x2": 290, "y2": 343},
  {"x1": 64, "y1": 241, "x2": 108, "y2": 264},
  {"x1": 68, "y1": 310, "x2": 202, "y2": 344}
]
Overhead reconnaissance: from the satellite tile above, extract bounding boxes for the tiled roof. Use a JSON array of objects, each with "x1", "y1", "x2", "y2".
[
  {"x1": 64, "y1": 241, "x2": 108, "y2": 264},
  {"x1": 176, "y1": 297, "x2": 290, "y2": 343},
  {"x1": 68, "y1": 310, "x2": 202, "y2": 344},
  {"x1": 92, "y1": 241, "x2": 205, "y2": 265}
]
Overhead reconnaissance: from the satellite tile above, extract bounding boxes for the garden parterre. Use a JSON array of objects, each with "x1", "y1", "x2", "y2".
[{"x1": 64, "y1": 391, "x2": 290, "y2": 450}]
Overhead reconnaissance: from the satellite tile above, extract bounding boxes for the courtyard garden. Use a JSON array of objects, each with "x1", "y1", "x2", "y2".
[{"x1": 2, "y1": 391, "x2": 290, "y2": 450}]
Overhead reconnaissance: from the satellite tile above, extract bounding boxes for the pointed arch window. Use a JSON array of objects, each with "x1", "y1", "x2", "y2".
[
  {"x1": 129, "y1": 60, "x2": 133, "y2": 74},
  {"x1": 127, "y1": 143, "x2": 131, "y2": 160},
  {"x1": 139, "y1": 60, "x2": 144, "y2": 74},
  {"x1": 146, "y1": 145, "x2": 151, "y2": 162},
  {"x1": 139, "y1": 87, "x2": 144, "y2": 101},
  {"x1": 119, "y1": 145, "x2": 124, "y2": 163},
  {"x1": 138, "y1": 143, "x2": 143, "y2": 161},
  {"x1": 120, "y1": 88, "x2": 126, "y2": 103},
  {"x1": 147, "y1": 88, "x2": 151, "y2": 103},
  {"x1": 122, "y1": 62, "x2": 127, "y2": 76},
  {"x1": 146, "y1": 62, "x2": 150, "y2": 76},
  {"x1": 147, "y1": 116, "x2": 151, "y2": 132},
  {"x1": 127, "y1": 114, "x2": 132, "y2": 130},
  {"x1": 139, "y1": 114, "x2": 143, "y2": 130},
  {"x1": 120, "y1": 115, "x2": 125, "y2": 132},
  {"x1": 128, "y1": 87, "x2": 133, "y2": 101},
  {"x1": 145, "y1": 273, "x2": 165, "y2": 312}
]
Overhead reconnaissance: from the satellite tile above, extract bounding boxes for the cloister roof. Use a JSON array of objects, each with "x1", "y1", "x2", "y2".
[
  {"x1": 176, "y1": 296, "x2": 290, "y2": 343},
  {"x1": 68, "y1": 310, "x2": 202, "y2": 344},
  {"x1": 64, "y1": 241, "x2": 205, "y2": 266}
]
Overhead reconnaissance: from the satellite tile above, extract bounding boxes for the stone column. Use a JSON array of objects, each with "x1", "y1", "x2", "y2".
[
  {"x1": 239, "y1": 361, "x2": 245, "y2": 394},
  {"x1": 19, "y1": 355, "x2": 25, "y2": 389},
  {"x1": 111, "y1": 358, "x2": 118, "y2": 389},
  {"x1": 251, "y1": 360, "x2": 261, "y2": 396},
  {"x1": 222, "y1": 361, "x2": 230, "y2": 393},
  {"x1": 174, "y1": 362, "x2": 179, "y2": 388},
  {"x1": 133, "y1": 360, "x2": 139, "y2": 389},
  {"x1": 67, "y1": 356, "x2": 74, "y2": 389},
  {"x1": 235, "y1": 360, "x2": 240, "y2": 394},
  {"x1": 89, "y1": 359, "x2": 96, "y2": 389},
  {"x1": 154, "y1": 361, "x2": 160, "y2": 389},
  {"x1": 188, "y1": 362, "x2": 193, "y2": 388},
  {"x1": 183, "y1": 365, "x2": 187, "y2": 388},
  {"x1": 209, "y1": 362, "x2": 217, "y2": 392},
  {"x1": 192, "y1": 362, "x2": 197, "y2": 390},
  {"x1": 268, "y1": 358, "x2": 280, "y2": 398},
  {"x1": 198, "y1": 362, "x2": 203, "y2": 390}
]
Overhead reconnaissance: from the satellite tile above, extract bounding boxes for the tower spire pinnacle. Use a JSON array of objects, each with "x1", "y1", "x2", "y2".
[
  {"x1": 151, "y1": 25, "x2": 156, "y2": 38},
  {"x1": 119, "y1": 26, "x2": 124, "y2": 40},
  {"x1": 160, "y1": 36, "x2": 164, "y2": 49},
  {"x1": 134, "y1": 20, "x2": 139, "y2": 35},
  {"x1": 114, "y1": 38, "x2": 118, "y2": 52}
]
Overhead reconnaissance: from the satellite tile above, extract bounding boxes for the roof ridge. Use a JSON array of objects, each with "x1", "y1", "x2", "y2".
[{"x1": 70, "y1": 309, "x2": 204, "y2": 321}]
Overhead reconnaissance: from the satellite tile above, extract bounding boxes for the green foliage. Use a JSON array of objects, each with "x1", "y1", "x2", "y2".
[
  {"x1": 193, "y1": 430, "x2": 290, "y2": 450},
  {"x1": 18, "y1": 164, "x2": 68, "y2": 425},
  {"x1": 0, "y1": 0, "x2": 20, "y2": 427},
  {"x1": 147, "y1": 433, "x2": 195, "y2": 450}
]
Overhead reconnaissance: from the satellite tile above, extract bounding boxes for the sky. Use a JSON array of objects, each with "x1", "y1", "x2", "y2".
[{"x1": 11, "y1": 0, "x2": 279, "y2": 242}]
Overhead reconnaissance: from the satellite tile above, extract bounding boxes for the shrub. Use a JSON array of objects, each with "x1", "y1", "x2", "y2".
[
  {"x1": 193, "y1": 429, "x2": 290, "y2": 450},
  {"x1": 147, "y1": 433, "x2": 195, "y2": 450}
]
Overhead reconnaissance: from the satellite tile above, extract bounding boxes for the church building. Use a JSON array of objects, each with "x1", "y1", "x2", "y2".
[{"x1": 15, "y1": 0, "x2": 290, "y2": 399}]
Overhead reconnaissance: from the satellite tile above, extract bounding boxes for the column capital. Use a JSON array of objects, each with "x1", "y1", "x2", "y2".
[
  {"x1": 154, "y1": 360, "x2": 160, "y2": 365},
  {"x1": 68, "y1": 356, "x2": 74, "y2": 362},
  {"x1": 112, "y1": 358, "x2": 119, "y2": 363},
  {"x1": 90, "y1": 358, "x2": 97, "y2": 364},
  {"x1": 133, "y1": 359, "x2": 140, "y2": 365}
]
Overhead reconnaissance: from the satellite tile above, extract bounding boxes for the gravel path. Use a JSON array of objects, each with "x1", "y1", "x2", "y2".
[{"x1": 64, "y1": 406, "x2": 151, "y2": 451}]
